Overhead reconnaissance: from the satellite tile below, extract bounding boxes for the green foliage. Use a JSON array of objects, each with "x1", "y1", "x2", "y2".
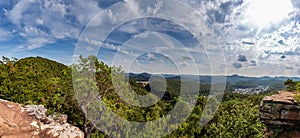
[
  {"x1": 284, "y1": 79, "x2": 297, "y2": 91},
  {"x1": 0, "y1": 56, "x2": 84, "y2": 130},
  {"x1": 294, "y1": 94, "x2": 300, "y2": 103},
  {"x1": 201, "y1": 99, "x2": 265, "y2": 138},
  {"x1": 296, "y1": 83, "x2": 300, "y2": 92},
  {"x1": 0, "y1": 56, "x2": 268, "y2": 138},
  {"x1": 293, "y1": 82, "x2": 300, "y2": 103},
  {"x1": 284, "y1": 79, "x2": 300, "y2": 102}
]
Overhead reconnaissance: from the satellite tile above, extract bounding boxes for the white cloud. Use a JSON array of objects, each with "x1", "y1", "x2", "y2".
[
  {"x1": 291, "y1": 0, "x2": 300, "y2": 8},
  {"x1": 145, "y1": 0, "x2": 163, "y2": 15},
  {"x1": 133, "y1": 31, "x2": 150, "y2": 38},
  {"x1": 125, "y1": 0, "x2": 141, "y2": 17},
  {"x1": 43, "y1": 0, "x2": 67, "y2": 16},
  {"x1": 5, "y1": 0, "x2": 105, "y2": 50},
  {"x1": 36, "y1": 19, "x2": 44, "y2": 25},
  {"x1": 0, "y1": 28, "x2": 10, "y2": 41},
  {"x1": 69, "y1": 0, "x2": 102, "y2": 26},
  {"x1": 40, "y1": 0, "x2": 80, "y2": 39},
  {"x1": 25, "y1": 37, "x2": 55, "y2": 50},
  {"x1": 81, "y1": 36, "x2": 140, "y2": 58},
  {"x1": 24, "y1": 26, "x2": 48, "y2": 37},
  {"x1": 190, "y1": 0, "x2": 300, "y2": 76},
  {"x1": 5, "y1": 0, "x2": 300, "y2": 76},
  {"x1": 8, "y1": 0, "x2": 33, "y2": 25},
  {"x1": 118, "y1": 22, "x2": 140, "y2": 34}
]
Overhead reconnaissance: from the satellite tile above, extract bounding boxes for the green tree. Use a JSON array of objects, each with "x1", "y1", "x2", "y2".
[
  {"x1": 0, "y1": 56, "x2": 84, "y2": 133},
  {"x1": 202, "y1": 99, "x2": 264, "y2": 138},
  {"x1": 296, "y1": 82, "x2": 300, "y2": 92},
  {"x1": 0, "y1": 56, "x2": 272, "y2": 138},
  {"x1": 284, "y1": 79, "x2": 297, "y2": 91}
]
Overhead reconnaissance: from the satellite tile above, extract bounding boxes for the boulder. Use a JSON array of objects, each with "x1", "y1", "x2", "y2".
[{"x1": 0, "y1": 99, "x2": 84, "y2": 138}]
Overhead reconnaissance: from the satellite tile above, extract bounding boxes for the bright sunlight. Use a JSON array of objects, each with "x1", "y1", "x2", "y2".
[{"x1": 244, "y1": 0, "x2": 293, "y2": 28}]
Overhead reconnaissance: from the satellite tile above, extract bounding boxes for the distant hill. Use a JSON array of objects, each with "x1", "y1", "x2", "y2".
[
  {"x1": 128, "y1": 72, "x2": 152, "y2": 81},
  {"x1": 128, "y1": 73, "x2": 300, "y2": 92}
]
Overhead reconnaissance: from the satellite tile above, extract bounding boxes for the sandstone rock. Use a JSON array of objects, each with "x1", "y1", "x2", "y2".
[
  {"x1": 281, "y1": 109, "x2": 300, "y2": 121},
  {"x1": 262, "y1": 91, "x2": 297, "y2": 104},
  {"x1": 0, "y1": 99, "x2": 84, "y2": 138},
  {"x1": 260, "y1": 91, "x2": 300, "y2": 138}
]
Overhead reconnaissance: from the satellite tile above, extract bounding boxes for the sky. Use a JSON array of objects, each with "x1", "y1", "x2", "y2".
[{"x1": 0, "y1": 0, "x2": 300, "y2": 77}]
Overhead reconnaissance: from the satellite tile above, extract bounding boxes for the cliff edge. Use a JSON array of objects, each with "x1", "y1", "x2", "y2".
[
  {"x1": 259, "y1": 91, "x2": 300, "y2": 138},
  {"x1": 0, "y1": 99, "x2": 84, "y2": 138}
]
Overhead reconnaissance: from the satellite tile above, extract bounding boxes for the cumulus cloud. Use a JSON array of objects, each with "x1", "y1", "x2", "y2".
[
  {"x1": 5, "y1": 0, "x2": 103, "y2": 50},
  {"x1": 206, "y1": 0, "x2": 244, "y2": 24},
  {"x1": 2, "y1": 0, "x2": 300, "y2": 76},
  {"x1": 68, "y1": 0, "x2": 102, "y2": 26},
  {"x1": 291, "y1": 0, "x2": 300, "y2": 8},
  {"x1": 8, "y1": 0, "x2": 32, "y2": 25},
  {"x1": 106, "y1": 0, "x2": 300, "y2": 76}
]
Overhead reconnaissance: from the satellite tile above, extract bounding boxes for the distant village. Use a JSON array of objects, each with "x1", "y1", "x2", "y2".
[{"x1": 234, "y1": 85, "x2": 270, "y2": 95}]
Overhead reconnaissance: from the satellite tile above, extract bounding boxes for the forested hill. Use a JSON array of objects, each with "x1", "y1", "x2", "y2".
[
  {"x1": 15, "y1": 57, "x2": 69, "y2": 77},
  {"x1": 0, "y1": 56, "x2": 82, "y2": 129}
]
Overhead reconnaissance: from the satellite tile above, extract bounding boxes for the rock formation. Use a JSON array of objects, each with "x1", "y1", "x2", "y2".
[
  {"x1": 0, "y1": 99, "x2": 84, "y2": 138},
  {"x1": 259, "y1": 91, "x2": 300, "y2": 138}
]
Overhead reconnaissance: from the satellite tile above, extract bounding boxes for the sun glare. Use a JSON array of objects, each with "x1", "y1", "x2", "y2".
[{"x1": 245, "y1": 0, "x2": 293, "y2": 28}]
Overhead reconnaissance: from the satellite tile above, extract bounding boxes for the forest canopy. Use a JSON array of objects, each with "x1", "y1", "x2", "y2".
[{"x1": 0, "y1": 56, "x2": 268, "y2": 137}]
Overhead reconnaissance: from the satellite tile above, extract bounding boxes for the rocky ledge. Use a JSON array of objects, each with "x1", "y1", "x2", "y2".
[
  {"x1": 259, "y1": 91, "x2": 300, "y2": 138},
  {"x1": 0, "y1": 99, "x2": 84, "y2": 138}
]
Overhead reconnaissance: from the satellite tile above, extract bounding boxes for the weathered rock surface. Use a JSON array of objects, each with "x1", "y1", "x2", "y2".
[
  {"x1": 0, "y1": 99, "x2": 84, "y2": 138},
  {"x1": 259, "y1": 91, "x2": 300, "y2": 138}
]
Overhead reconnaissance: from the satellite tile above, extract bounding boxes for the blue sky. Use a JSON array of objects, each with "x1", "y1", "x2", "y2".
[{"x1": 1, "y1": 0, "x2": 300, "y2": 76}]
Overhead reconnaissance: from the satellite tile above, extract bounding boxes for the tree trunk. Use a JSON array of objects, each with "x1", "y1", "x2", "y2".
[{"x1": 83, "y1": 115, "x2": 95, "y2": 138}]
